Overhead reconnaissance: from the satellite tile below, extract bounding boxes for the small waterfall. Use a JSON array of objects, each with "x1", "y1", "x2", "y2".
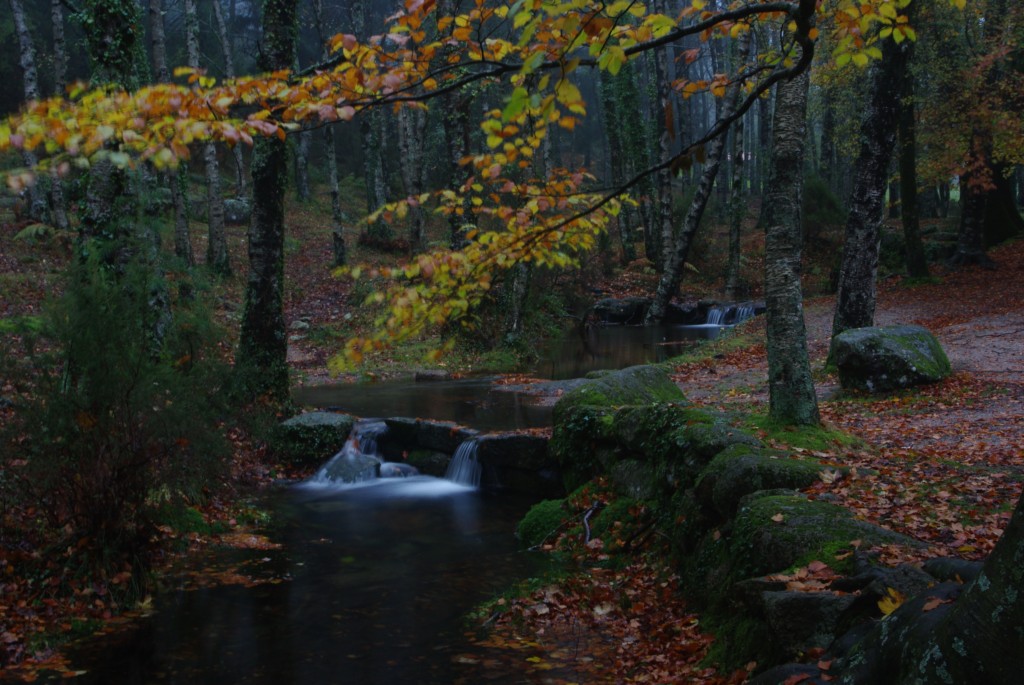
[
  {"x1": 444, "y1": 439, "x2": 482, "y2": 488},
  {"x1": 705, "y1": 306, "x2": 726, "y2": 325},
  {"x1": 706, "y1": 303, "x2": 756, "y2": 326},
  {"x1": 731, "y1": 303, "x2": 755, "y2": 325},
  {"x1": 309, "y1": 419, "x2": 388, "y2": 485}
]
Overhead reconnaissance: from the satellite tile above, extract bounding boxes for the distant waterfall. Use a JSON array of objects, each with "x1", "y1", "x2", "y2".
[
  {"x1": 705, "y1": 302, "x2": 756, "y2": 326},
  {"x1": 444, "y1": 440, "x2": 482, "y2": 488}
]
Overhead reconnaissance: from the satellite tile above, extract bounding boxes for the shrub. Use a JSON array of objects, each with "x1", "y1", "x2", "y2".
[{"x1": 0, "y1": 251, "x2": 230, "y2": 567}]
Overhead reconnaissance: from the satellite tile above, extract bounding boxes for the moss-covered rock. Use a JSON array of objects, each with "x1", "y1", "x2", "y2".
[
  {"x1": 517, "y1": 499, "x2": 568, "y2": 547},
  {"x1": 552, "y1": 364, "x2": 686, "y2": 425},
  {"x1": 549, "y1": 405, "x2": 618, "y2": 491},
  {"x1": 695, "y1": 445, "x2": 829, "y2": 519},
  {"x1": 730, "y1": 493, "x2": 921, "y2": 579},
  {"x1": 268, "y1": 411, "x2": 355, "y2": 468},
  {"x1": 832, "y1": 324, "x2": 951, "y2": 393}
]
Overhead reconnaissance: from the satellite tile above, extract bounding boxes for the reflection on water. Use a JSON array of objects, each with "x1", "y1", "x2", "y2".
[
  {"x1": 538, "y1": 323, "x2": 722, "y2": 380},
  {"x1": 292, "y1": 324, "x2": 722, "y2": 431},
  {"x1": 56, "y1": 483, "x2": 544, "y2": 685}
]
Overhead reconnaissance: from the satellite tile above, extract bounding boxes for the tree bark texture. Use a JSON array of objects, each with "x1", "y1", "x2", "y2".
[
  {"x1": 237, "y1": 0, "x2": 296, "y2": 401},
  {"x1": 830, "y1": 38, "x2": 910, "y2": 343},
  {"x1": 172, "y1": 168, "x2": 194, "y2": 266},
  {"x1": 52, "y1": 0, "x2": 68, "y2": 94},
  {"x1": 9, "y1": 0, "x2": 48, "y2": 222},
  {"x1": 79, "y1": 0, "x2": 146, "y2": 90},
  {"x1": 646, "y1": 34, "x2": 750, "y2": 324},
  {"x1": 762, "y1": 70, "x2": 819, "y2": 427},
  {"x1": 651, "y1": 0, "x2": 675, "y2": 270},
  {"x1": 149, "y1": 0, "x2": 169, "y2": 83}
]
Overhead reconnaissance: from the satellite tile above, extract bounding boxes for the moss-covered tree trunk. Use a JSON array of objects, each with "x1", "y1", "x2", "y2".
[
  {"x1": 897, "y1": 24, "x2": 929, "y2": 279},
  {"x1": 236, "y1": 0, "x2": 296, "y2": 402},
  {"x1": 830, "y1": 37, "x2": 910, "y2": 346},
  {"x1": 762, "y1": 69, "x2": 819, "y2": 426}
]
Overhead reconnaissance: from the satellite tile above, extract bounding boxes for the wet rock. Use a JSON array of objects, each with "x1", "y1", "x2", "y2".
[
  {"x1": 592, "y1": 297, "x2": 651, "y2": 324},
  {"x1": 414, "y1": 369, "x2": 451, "y2": 382},
  {"x1": 832, "y1": 324, "x2": 951, "y2": 393},
  {"x1": 379, "y1": 462, "x2": 420, "y2": 478}
]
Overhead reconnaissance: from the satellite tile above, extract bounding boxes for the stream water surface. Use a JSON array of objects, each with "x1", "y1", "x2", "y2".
[{"x1": 52, "y1": 482, "x2": 544, "y2": 685}]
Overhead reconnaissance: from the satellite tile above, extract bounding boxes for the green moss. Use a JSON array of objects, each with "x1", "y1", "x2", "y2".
[
  {"x1": 552, "y1": 365, "x2": 686, "y2": 425},
  {"x1": 702, "y1": 614, "x2": 774, "y2": 671},
  {"x1": 742, "y1": 412, "x2": 864, "y2": 452},
  {"x1": 695, "y1": 445, "x2": 827, "y2": 518},
  {"x1": 517, "y1": 499, "x2": 569, "y2": 547}
]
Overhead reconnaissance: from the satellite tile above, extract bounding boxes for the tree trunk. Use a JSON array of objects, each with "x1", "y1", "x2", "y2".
[
  {"x1": 294, "y1": 130, "x2": 312, "y2": 202},
  {"x1": 236, "y1": 0, "x2": 297, "y2": 402},
  {"x1": 149, "y1": 0, "x2": 169, "y2": 83},
  {"x1": 830, "y1": 38, "x2": 910, "y2": 345},
  {"x1": 762, "y1": 70, "x2": 819, "y2": 426},
  {"x1": 651, "y1": 0, "x2": 675, "y2": 270},
  {"x1": 172, "y1": 168, "x2": 194, "y2": 266},
  {"x1": 9, "y1": 0, "x2": 47, "y2": 222},
  {"x1": 185, "y1": 0, "x2": 229, "y2": 275},
  {"x1": 51, "y1": 0, "x2": 68, "y2": 95},
  {"x1": 725, "y1": 34, "x2": 753, "y2": 300},
  {"x1": 397, "y1": 107, "x2": 428, "y2": 250},
  {"x1": 212, "y1": 0, "x2": 247, "y2": 195},
  {"x1": 79, "y1": 0, "x2": 146, "y2": 90},
  {"x1": 949, "y1": 167, "x2": 996, "y2": 268},
  {"x1": 646, "y1": 34, "x2": 750, "y2": 323},
  {"x1": 326, "y1": 124, "x2": 346, "y2": 267},
  {"x1": 897, "y1": 38, "x2": 929, "y2": 279}
]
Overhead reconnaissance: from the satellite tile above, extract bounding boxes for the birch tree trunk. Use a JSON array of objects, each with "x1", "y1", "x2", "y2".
[
  {"x1": 9, "y1": 0, "x2": 47, "y2": 222},
  {"x1": 830, "y1": 38, "x2": 910, "y2": 344},
  {"x1": 185, "y1": 0, "x2": 230, "y2": 275},
  {"x1": 651, "y1": 0, "x2": 675, "y2": 270},
  {"x1": 52, "y1": 0, "x2": 68, "y2": 94},
  {"x1": 762, "y1": 70, "x2": 819, "y2": 426},
  {"x1": 212, "y1": 0, "x2": 248, "y2": 195},
  {"x1": 237, "y1": 0, "x2": 296, "y2": 401},
  {"x1": 646, "y1": 34, "x2": 750, "y2": 323}
]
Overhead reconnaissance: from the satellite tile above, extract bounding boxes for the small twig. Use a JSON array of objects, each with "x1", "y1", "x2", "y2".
[{"x1": 583, "y1": 500, "x2": 604, "y2": 543}]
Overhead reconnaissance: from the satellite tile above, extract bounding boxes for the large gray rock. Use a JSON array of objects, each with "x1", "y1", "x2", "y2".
[
  {"x1": 269, "y1": 411, "x2": 356, "y2": 467},
  {"x1": 832, "y1": 324, "x2": 951, "y2": 393},
  {"x1": 223, "y1": 198, "x2": 252, "y2": 225},
  {"x1": 592, "y1": 297, "x2": 651, "y2": 324}
]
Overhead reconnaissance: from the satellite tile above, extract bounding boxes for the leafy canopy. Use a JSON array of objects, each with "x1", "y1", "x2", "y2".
[{"x1": 0, "y1": 0, "x2": 960, "y2": 368}]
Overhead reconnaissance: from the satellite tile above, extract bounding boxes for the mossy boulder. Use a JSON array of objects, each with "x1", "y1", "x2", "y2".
[
  {"x1": 695, "y1": 445, "x2": 830, "y2": 519},
  {"x1": 551, "y1": 367, "x2": 685, "y2": 492},
  {"x1": 552, "y1": 364, "x2": 686, "y2": 424},
  {"x1": 517, "y1": 499, "x2": 568, "y2": 547},
  {"x1": 405, "y1": 449, "x2": 450, "y2": 477},
  {"x1": 730, "y1": 493, "x2": 921, "y2": 579},
  {"x1": 832, "y1": 325, "x2": 951, "y2": 393},
  {"x1": 269, "y1": 411, "x2": 355, "y2": 468}
]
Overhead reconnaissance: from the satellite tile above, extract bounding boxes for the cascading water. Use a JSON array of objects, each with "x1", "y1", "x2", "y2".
[
  {"x1": 704, "y1": 302, "x2": 756, "y2": 326},
  {"x1": 307, "y1": 419, "x2": 422, "y2": 486},
  {"x1": 444, "y1": 439, "x2": 482, "y2": 488}
]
